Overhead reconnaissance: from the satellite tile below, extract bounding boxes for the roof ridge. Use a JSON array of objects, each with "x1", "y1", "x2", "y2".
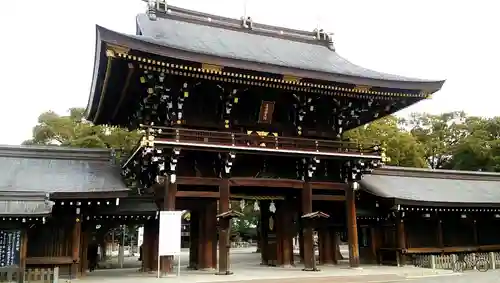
[{"x1": 143, "y1": 5, "x2": 335, "y2": 49}]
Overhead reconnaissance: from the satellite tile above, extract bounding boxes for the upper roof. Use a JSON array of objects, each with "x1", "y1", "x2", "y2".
[
  {"x1": 0, "y1": 145, "x2": 128, "y2": 194},
  {"x1": 360, "y1": 166, "x2": 500, "y2": 207},
  {"x1": 90, "y1": 5, "x2": 444, "y2": 91}
]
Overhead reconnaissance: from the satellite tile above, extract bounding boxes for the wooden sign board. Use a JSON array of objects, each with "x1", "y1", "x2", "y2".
[{"x1": 258, "y1": 101, "x2": 275, "y2": 124}]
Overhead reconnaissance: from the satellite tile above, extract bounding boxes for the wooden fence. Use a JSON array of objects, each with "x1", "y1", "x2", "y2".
[
  {"x1": 412, "y1": 252, "x2": 500, "y2": 270},
  {"x1": 0, "y1": 267, "x2": 59, "y2": 283}
]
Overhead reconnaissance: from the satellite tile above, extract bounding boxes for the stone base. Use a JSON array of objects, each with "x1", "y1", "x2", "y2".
[
  {"x1": 280, "y1": 264, "x2": 293, "y2": 268},
  {"x1": 215, "y1": 270, "x2": 234, "y2": 275}
]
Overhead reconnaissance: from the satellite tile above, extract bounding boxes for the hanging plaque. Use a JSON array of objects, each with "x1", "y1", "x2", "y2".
[
  {"x1": 258, "y1": 101, "x2": 275, "y2": 124},
  {"x1": 0, "y1": 230, "x2": 21, "y2": 267}
]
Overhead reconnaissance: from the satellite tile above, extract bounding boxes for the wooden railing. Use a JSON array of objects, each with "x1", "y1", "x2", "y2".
[
  {"x1": 0, "y1": 267, "x2": 59, "y2": 283},
  {"x1": 147, "y1": 126, "x2": 381, "y2": 157}
]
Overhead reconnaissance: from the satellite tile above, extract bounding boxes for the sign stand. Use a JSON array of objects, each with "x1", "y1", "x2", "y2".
[{"x1": 157, "y1": 211, "x2": 183, "y2": 278}]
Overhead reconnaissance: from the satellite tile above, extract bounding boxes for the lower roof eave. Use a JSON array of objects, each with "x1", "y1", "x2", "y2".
[
  {"x1": 95, "y1": 25, "x2": 444, "y2": 92},
  {"x1": 394, "y1": 198, "x2": 500, "y2": 208},
  {"x1": 50, "y1": 190, "x2": 130, "y2": 200}
]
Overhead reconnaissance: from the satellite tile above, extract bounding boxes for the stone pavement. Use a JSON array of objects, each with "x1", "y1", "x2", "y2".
[{"x1": 75, "y1": 248, "x2": 458, "y2": 283}]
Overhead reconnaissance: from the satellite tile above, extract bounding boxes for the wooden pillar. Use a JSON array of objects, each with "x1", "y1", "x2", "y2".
[
  {"x1": 79, "y1": 226, "x2": 89, "y2": 276},
  {"x1": 71, "y1": 220, "x2": 82, "y2": 278},
  {"x1": 331, "y1": 230, "x2": 339, "y2": 264},
  {"x1": 346, "y1": 183, "x2": 360, "y2": 268},
  {"x1": 209, "y1": 202, "x2": 218, "y2": 269},
  {"x1": 198, "y1": 201, "x2": 216, "y2": 270},
  {"x1": 260, "y1": 200, "x2": 270, "y2": 265},
  {"x1": 473, "y1": 219, "x2": 478, "y2": 245},
  {"x1": 301, "y1": 182, "x2": 314, "y2": 271},
  {"x1": 370, "y1": 227, "x2": 380, "y2": 264},
  {"x1": 188, "y1": 210, "x2": 199, "y2": 269},
  {"x1": 142, "y1": 222, "x2": 152, "y2": 272},
  {"x1": 150, "y1": 221, "x2": 159, "y2": 271},
  {"x1": 319, "y1": 228, "x2": 333, "y2": 265},
  {"x1": 396, "y1": 215, "x2": 406, "y2": 266},
  {"x1": 217, "y1": 178, "x2": 231, "y2": 275},
  {"x1": 160, "y1": 180, "x2": 177, "y2": 274},
  {"x1": 280, "y1": 200, "x2": 293, "y2": 267},
  {"x1": 299, "y1": 229, "x2": 304, "y2": 262},
  {"x1": 20, "y1": 230, "x2": 28, "y2": 270}
]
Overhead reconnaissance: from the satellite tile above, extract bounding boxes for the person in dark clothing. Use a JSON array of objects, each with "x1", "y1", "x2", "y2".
[
  {"x1": 88, "y1": 241, "x2": 99, "y2": 272},
  {"x1": 139, "y1": 244, "x2": 143, "y2": 261}
]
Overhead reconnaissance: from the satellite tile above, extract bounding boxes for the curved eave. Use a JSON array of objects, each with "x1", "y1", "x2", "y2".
[
  {"x1": 85, "y1": 26, "x2": 107, "y2": 122},
  {"x1": 89, "y1": 25, "x2": 444, "y2": 100}
]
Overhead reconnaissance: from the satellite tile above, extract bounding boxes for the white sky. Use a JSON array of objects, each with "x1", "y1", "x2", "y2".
[{"x1": 0, "y1": 0, "x2": 498, "y2": 145}]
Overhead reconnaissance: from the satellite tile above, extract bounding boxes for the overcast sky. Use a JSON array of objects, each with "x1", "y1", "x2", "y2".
[{"x1": 0, "y1": 0, "x2": 497, "y2": 145}]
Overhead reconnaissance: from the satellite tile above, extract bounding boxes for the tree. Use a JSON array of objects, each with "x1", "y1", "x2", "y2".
[
  {"x1": 23, "y1": 108, "x2": 140, "y2": 155},
  {"x1": 401, "y1": 112, "x2": 467, "y2": 169},
  {"x1": 345, "y1": 116, "x2": 427, "y2": 168},
  {"x1": 446, "y1": 116, "x2": 500, "y2": 172}
]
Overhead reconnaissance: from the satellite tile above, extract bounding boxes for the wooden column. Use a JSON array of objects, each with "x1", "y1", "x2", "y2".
[
  {"x1": 301, "y1": 182, "x2": 314, "y2": 271},
  {"x1": 280, "y1": 200, "x2": 293, "y2": 267},
  {"x1": 209, "y1": 201, "x2": 218, "y2": 269},
  {"x1": 346, "y1": 183, "x2": 360, "y2": 268},
  {"x1": 437, "y1": 219, "x2": 444, "y2": 247},
  {"x1": 396, "y1": 215, "x2": 406, "y2": 266},
  {"x1": 188, "y1": 210, "x2": 199, "y2": 269},
  {"x1": 331, "y1": 230, "x2": 340, "y2": 264},
  {"x1": 319, "y1": 228, "x2": 333, "y2": 265},
  {"x1": 260, "y1": 200, "x2": 270, "y2": 265},
  {"x1": 71, "y1": 220, "x2": 82, "y2": 278},
  {"x1": 79, "y1": 226, "x2": 89, "y2": 276},
  {"x1": 473, "y1": 219, "x2": 478, "y2": 245},
  {"x1": 142, "y1": 223, "x2": 150, "y2": 272},
  {"x1": 20, "y1": 230, "x2": 28, "y2": 270},
  {"x1": 150, "y1": 221, "x2": 159, "y2": 271},
  {"x1": 217, "y1": 178, "x2": 231, "y2": 275},
  {"x1": 198, "y1": 201, "x2": 216, "y2": 270},
  {"x1": 298, "y1": 229, "x2": 304, "y2": 263},
  {"x1": 370, "y1": 227, "x2": 380, "y2": 264},
  {"x1": 160, "y1": 180, "x2": 177, "y2": 274}
]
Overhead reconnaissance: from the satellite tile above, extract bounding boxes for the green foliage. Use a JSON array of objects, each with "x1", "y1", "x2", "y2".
[
  {"x1": 344, "y1": 116, "x2": 427, "y2": 168},
  {"x1": 345, "y1": 112, "x2": 500, "y2": 172},
  {"x1": 23, "y1": 108, "x2": 141, "y2": 154}
]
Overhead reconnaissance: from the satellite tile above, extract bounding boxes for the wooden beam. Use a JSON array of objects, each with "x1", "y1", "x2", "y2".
[
  {"x1": 166, "y1": 176, "x2": 347, "y2": 191},
  {"x1": 176, "y1": 191, "x2": 220, "y2": 198},
  {"x1": 312, "y1": 195, "x2": 345, "y2": 201}
]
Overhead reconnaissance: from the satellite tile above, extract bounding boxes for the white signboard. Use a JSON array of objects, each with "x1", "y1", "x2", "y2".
[{"x1": 158, "y1": 211, "x2": 183, "y2": 256}]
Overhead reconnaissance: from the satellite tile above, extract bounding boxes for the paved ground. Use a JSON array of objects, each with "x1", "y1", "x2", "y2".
[{"x1": 74, "y1": 247, "x2": 465, "y2": 283}]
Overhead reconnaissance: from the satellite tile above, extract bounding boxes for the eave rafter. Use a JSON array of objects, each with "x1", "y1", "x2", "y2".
[{"x1": 110, "y1": 50, "x2": 430, "y2": 99}]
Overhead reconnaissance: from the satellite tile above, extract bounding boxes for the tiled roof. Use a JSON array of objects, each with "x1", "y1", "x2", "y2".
[
  {"x1": 361, "y1": 166, "x2": 500, "y2": 206},
  {"x1": 0, "y1": 145, "x2": 128, "y2": 193}
]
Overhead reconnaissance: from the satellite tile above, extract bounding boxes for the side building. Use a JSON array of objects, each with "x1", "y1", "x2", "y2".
[
  {"x1": 356, "y1": 166, "x2": 500, "y2": 269},
  {"x1": 0, "y1": 145, "x2": 156, "y2": 277}
]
